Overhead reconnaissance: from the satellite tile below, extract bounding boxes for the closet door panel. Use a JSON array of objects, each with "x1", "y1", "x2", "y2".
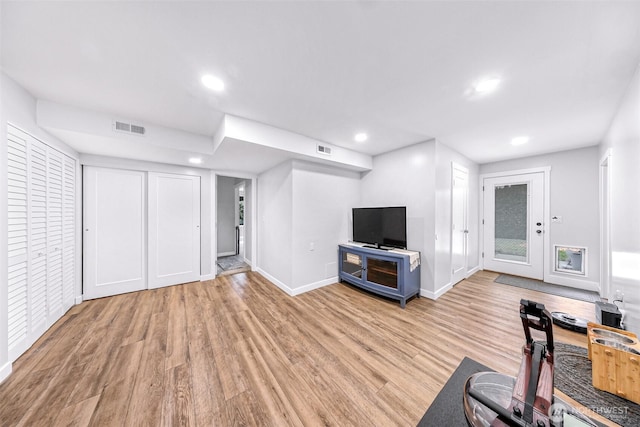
[
  {"x1": 62, "y1": 155, "x2": 76, "y2": 309},
  {"x1": 46, "y1": 148, "x2": 64, "y2": 321},
  {"x1": 6, "y1": 127, "x2": 30, "y2": 359},
  {"x1": 29, "y1": 139, "x2": 48, "y2": 336},
  {"x1": 83, "y1": 167, "x2": 146, "y2": 300},
  {"x1": 148, "y1": 173, "x2": 200, "y2": 289},
  {"x1": 5, "y1": 124, "x2": 78, "y2": 362},
  {"x1": 7, "y1": 261, "x2": 29, "y2": 359}
]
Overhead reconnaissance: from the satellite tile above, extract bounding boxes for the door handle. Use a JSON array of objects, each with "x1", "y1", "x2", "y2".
[{"x1": 536, "y1": 230, "x2": 542, "y2": 234}]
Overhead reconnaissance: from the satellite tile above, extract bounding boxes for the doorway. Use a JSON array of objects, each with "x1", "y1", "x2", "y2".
[
  {"x1": 216, "y1": 175, "x2": 251, "y2": 276},
  {"x1": 235, "y1": 182, "x2": 245, "y2": 259},
  {"x1": 482, "y1": 170, "x2": 546, "y2": 280}
]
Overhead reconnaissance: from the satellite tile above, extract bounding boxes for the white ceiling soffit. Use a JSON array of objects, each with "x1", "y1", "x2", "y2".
[
  {"x1": 3, "y1": 2, "x2": 640, "y2": 164},
  {"x1": 37, "y1": 101, "x2": 372, "y2": 174}
]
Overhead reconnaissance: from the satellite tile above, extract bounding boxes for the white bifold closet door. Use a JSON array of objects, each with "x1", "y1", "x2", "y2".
[
  {"x1": 83, "y1": 167, "x2": 147, "y2": 300},
  {"x1": 6, "y1": 124, "x2": 76, "y2": 362},
  {"x1": 83, "y1": 168, "x2": 200, "y2": 299},
  {"x1": 148, "y1": 172, "x2": 200, "y2": 289}
]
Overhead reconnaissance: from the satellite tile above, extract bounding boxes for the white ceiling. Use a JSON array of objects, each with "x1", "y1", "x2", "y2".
[{"x1": 2, "y1": 1, "x2": 640, "y2": 165}]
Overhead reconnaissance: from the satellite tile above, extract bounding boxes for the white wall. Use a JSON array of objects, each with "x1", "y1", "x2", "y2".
[
  {"x1": 1, "y1": 72, "x2": 81, "y2": 382},
  {"x1": 600, "y1": 62, "x2": 640, "y2": 334},
  {"x1": 256, "y1": 159, "x2": 360, "y2": 295},
  {"x1": 257, "y1": 161, "x2": 294, "y2": 289},
  {"x1": 216, "y1": 176, "x2": 237, "y2": 256},
  {"x1": 80, "y1": 154, "x2": 214, "y2": 279},
  {"x1": 360, "y1": 141, "x2": 438, "y2": 296},
  {"x1": 480, "y1": 146, "x2": 601, "y2": 290},
  {"x1": 291, "y1": 161, "x2": 361, "y2": 292},
  {"x1": 434, "y1": 141, "x2": 480, "y2": 295}
]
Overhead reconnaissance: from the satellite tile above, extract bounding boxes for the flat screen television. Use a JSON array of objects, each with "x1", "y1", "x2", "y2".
[{"x1": 352, "y1": 206, "x2": 407, "y2": 249}]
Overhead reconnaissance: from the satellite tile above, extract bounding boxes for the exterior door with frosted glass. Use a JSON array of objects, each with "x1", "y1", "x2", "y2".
[{"x1": 483, "y1": 172, "x2": 544, "y2": 280}]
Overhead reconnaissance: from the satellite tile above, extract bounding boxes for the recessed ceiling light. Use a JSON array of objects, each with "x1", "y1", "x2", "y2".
[
  {"x1": 474, "y1": 78, "x2": 500, "y2": 94},
  {"x1": 189, "y1": 157, "x2": 203, "y2": 164},
  {"x1": 201, "y1": 74, "x2": 225, "y2": 92},
  {"x1": 511, "y1": 136, "x2": 530, "y2": 146},
  {"x1": 354, "y1": 132, "x2": 368, "y2": 142}
]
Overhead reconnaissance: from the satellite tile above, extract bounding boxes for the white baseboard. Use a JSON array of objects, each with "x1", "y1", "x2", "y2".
[
  {"x1": 255, "y1": 269, "x2": 336, "y2": 297},
  {"x1": 243, "y1": 257, "x2": 252, "y2": 266},
  {"x1": 466, "y1": 265, "x2": 481, "y2": 277},
  {"x1": 420, "y1": 280, "x2": 454, "y2": 300},
  {"x1": 74, "y1": 295, "x2": 83, "y2": 305},
  {"x1": 544, "y1": 274, "x2": 599, "y2": 292},
  {"x1": 256, "y1": 268, "x2": 294, "y2": 296},
  {"x1": 200, "y1": 273, "x2": 215, "y2": 281},
  {"x1": 217, "y1": 251, "x2": 236, "y2": 257},
  {"x1": 419, "y1": 288, "x2": 437, "y2": 299},
  {"x1": 291, "y1": 277, "x2": 337, "y2": 296},
  {"x1": 0, "y1": 361, "x2": 12, "y2": 384}
]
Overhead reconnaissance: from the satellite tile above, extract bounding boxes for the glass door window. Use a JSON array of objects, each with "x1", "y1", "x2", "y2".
[
  {"x1": 366, "y1": 258, "x2": 398, "y2": 289},
  {"x1": 494, "y1": 183, "x2": 528, "y2": 263},
  {"x1": 341, "y1": 252, "x2": 363, "y2": 279}
]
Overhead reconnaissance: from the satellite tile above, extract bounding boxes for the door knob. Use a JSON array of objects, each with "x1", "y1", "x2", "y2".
[
  {"x1": 536, "y1": 222, "x2": 542, "y2": 226},
  {"x1": 536, "y1": 230, "x2": 542, "y2": 234}
]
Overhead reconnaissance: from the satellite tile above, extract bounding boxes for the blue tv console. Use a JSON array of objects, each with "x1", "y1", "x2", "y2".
[{"x1": 338, "y1": 243, "x2": 421, "y2": 308}]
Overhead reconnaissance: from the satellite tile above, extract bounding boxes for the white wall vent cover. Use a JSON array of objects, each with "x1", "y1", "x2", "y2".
[
  {"x1": 317, "y1": 144, "x2": 332, "y2": 155},
  {"x1": 113, "y1": 120, "x2": 146, "y2": 136}
]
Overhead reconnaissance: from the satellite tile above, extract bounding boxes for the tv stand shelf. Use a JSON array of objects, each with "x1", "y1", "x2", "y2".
[{"x1": 338, "y1": 244, "x2": 420, "y2": 308}]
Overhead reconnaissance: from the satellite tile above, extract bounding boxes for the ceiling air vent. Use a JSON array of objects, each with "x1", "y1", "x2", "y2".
[
  {"x1": 317, "y1": 144, "x2": 332, "y2": 155},
  {"x1": 113, "y1": 120, "x2": 146, "y2": 136}
]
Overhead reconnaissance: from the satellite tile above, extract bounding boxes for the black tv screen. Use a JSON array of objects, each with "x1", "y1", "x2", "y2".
[{"x1": 352, "y1": 207, "x2": 407, "y2": 249}]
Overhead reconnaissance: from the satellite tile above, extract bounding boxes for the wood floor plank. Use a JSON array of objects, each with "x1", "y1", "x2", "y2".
[
  {"x1": 234, "y1": 309, "x2": 340, "y2": 426},
  {"x1": 16, "y1": 360, "x2": 88, "y2": 427},
  {"x1": 233, "y1": 336, "x2": 304, "y2": 427},
  {"x1": 0, "y1": 366, "x2": 58, "y2": 426},
  {"x1": 124, "y1": 312, "x2": 169, "y2": 426},
  {"x1": 161, "y1": 363, "x2": 196, "y2": 427},
  {"x1": 165, "y1": 285, "x2": 189, "y2": 371},
  {"x1": 0, "y1": 270, "x2": 614, "y2": 427},
  {"x1": 182, "y1": 281, "x2": 227, "y2": 424},
  {"x1": 87, "y1": 340, "x2": 144, "y2": 426},
  {"x1": 65, "y1": 294, "x2": 141, "y2": 405},
  {"x1": 52, "y1": 395, "x2": 100, "y2": 427}
]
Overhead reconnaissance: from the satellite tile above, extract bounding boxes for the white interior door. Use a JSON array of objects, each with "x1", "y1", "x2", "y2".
[
  {"x1": 483, "y1": 172, "x2": 545, "y2": 280},
  {"x1": 7, "y1": 126, "x2": 31, "y2": 359},
  {"x1": 46, "y1": 149, "x2": 64, "y2": 321},
  {"x1": 7, "y1": 124, "x2": 77, "y2": 362},
  {"x1": 148, "y1": 173, "x2": 200, "y2": 289},
  {"x1": 27, "y1": 137, "x2": 48, "y2": 340},
  {"x1": 83, "y1": 167, "x2": 146, "y2": 300},
  {"x1": 451, "y1": 163, "x2": 469, "y2": 285},
  {"x1": 62, "y1": 155, "x2": 76, "y2": 310}
]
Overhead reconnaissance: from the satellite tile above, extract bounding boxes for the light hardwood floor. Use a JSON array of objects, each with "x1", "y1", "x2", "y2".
[{"x1": 0, "y1": 270, "x2": 602, "y2": 426}]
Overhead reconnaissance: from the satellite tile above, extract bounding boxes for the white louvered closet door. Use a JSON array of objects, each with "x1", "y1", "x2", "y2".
[
  {"x1": 6, "y1": 124, "x2": 76, "y2": 362},
  {"x1": 62, "y1": 156, "x2": 75, "y2": 310},
  {"x1": 47, "y1": 148, "x2": 64, "y2": 321},
  {"x1": 28, "y1": 138, "x2": 49, "y2": 339},
  {"x1": 7, "y1": 127, "x2": 30, "y2": 359}
]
